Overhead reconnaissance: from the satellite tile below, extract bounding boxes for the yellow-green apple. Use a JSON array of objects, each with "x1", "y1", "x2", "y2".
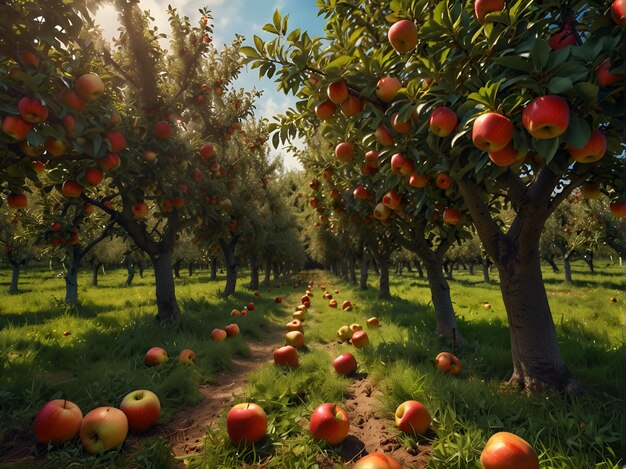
[
  {"x1": 388, "y1": 19, "x2": 418, "y2": 53},
  {"x1": 211, "y1": 328, "x2": 228, "y2": 341},
  {"x1": 435, "y1": 172, "x2": 452, "y2": 190},
  {"x1": 390, "y1": 153, "x2": 414, "y2": 176},
  {"x1": 434, "y1": 351, "x2": 462, "y2": 375},
  {"x1": 105, "y1": 130, "x2": 126, "y2": 152},
  {"x1": 328, "y1": 299, "x2": 338, "y2": 308},
  {"x1": 333, "y1": 352, "x2": 357, "y2": 376},
  {"x1": 224, "y1": 324, "x2": 240, "y2": 337},
  {"x1": 62, "y1": 180, "x2": 83, "y2": 198},
  {"x1": 443, "y1": 208, "x2": 461, "y2": 225},
  {"x1": 609, "y1": 201, "x2": 626, "y2": 217},
  {"x1": 337, "y1": 325, "x2": 353, "y2": 341},
  {"x1": 309, "y1": 403, "x2": 350, "y2": 445},
  {"x1": 364, "y1": 150, "x2": 380, "y2": 168},
  {"x1": 131, "y1": 202, "x2": 149, "y2": 219},
  {"x1": 44, "y1": 138, "x2": 67, "y2": 157},
  {"x1": 119, "y1": 390, "x2": 161, "y2": 432},
  {"x1": 596, "y1": 59, "x2": 622, "y2": 87},
  {"x1": 231, "y1": 308, "x2": 241, "y2": 316},
  {"x1": 286, "y1": 319, "x2": 304, "y2": 333},
  {"x1": 522, "y1": 95, "x2": 570, "y2": 139},
  {"x1": 315, "y1": 99, "x2": 337, "y2": 120},
  {"x1": 327, "y1": 80, "x2": 349, "y2": 104},
  {"x1": 480, "y1": 432, "x2": 539, "y2": 469},
  {"x1": 472, "y1": 112, "x2": 514, "y2": 151},
  {"x1": 7, "y1": 193, "x2": 27, "y2": 209},
  {"x1": 226, "y1": 402, "x2": 268, "y2": 445},
  {"x1": 488, "y1": 143, "x2": 527, "y2": 167},
  {"x1": 375, "y1": 124, "x2": 394, "y2": 146},
  {"x1": 84, "y1": 167, "x2": 104, "y2": 186},
  {"x1": 154, "y1": 120, "x2": 172, "y2": 139},
  {"x1": 18, "y1": 96, "x2": 49, "y2": 124},
  {"x1": 354, "y1": 453, "x2": 402, "y2": 469},
  {"x1": 342, "y1": 300, "x2": 353, "y2": 311},
  {"x1": 611, "y1": 0, "x2": 625, "y2": 25},
  {"x1": 79, "y1": 406, "x2": 128, "y2": 454},
  {"x1": 373, "y1": 203, "x2": 391, "y2": 220},
  {"x1": 366, "y1": 317, "x2": 381, "y2": 328},
  {"x1": 285, "y1": 330, "x2": 305, "y2": 348},
  {"x1": 567, "y1": 130, "x2": 606, "y2": 163},
  {"x1": 273, "y1": 345, "x2": 298, "y2": 367},
  {"x1": 335, "y1": 142, "x2": 355, "y2": 162},
  {"x1": 178, "y1": 349, "x2": 196, "y2": 365},
  {"x1": 409, "y1": 172, "x2": 429, "y2": 188},
  {"x1": 375, "y1": 77, "x2": 402, "y2": 102},
  {"x1": 59, "y1": 89, "x2": 85, "y2": 110},
  {"x1": 144, "y1": 346, "x2": 168, "y2": 366},
  {"x1": 293, "y1": 310, "x2": 306, "y2": 321},
  {"x1": 391, "y1": 112, "x2": 412, "y2": 133},
  {"x1": 75, "y1": 73, "x2": 105, "y2": 101},
  {"x1": 547, "y1": 25, "x2": 577, "y2": 50},
  {"x1": 341, "y1": 95, "x2": 363, "y2": 117},
  {"x1": 429, "y1": 106, "x2": 458, "y2": 137},
  {"x1": 395, "y1": 400, "x2": 431, "y2": 434},
  {"x1": 350, "y1": 330, "x2": 369, "y2": 349},
  {"x1": 580, "y1": 183, "x2": 601, "y2": 199},
  {"x1": 2, "y1": 115, "x2": 33, "y2": 140},
  {"x1": 474, "y1": 0, "x2": 504, "y2": 23},
  {"x1": 275, "y1": 296, "x2": 283, "y2": 303},
  {"x1": 34, "y1": 399, "x2": 83, "y2": 444},
  {"x1": 382, "y1": 190, "x2": 402, "y2": 210}
]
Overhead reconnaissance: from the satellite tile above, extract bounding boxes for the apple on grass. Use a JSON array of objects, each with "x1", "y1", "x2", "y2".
[
  {"x1": 285, "y1": 330, "x2": 305, "y2": 348},
  {"x1": 480, "y1": 432, "x2": 539, "y2": 469},
  {"x1": 333, "y1": 353, "x2": 357, "y2": 376},
  {"x1": 337, "y1": 325, "x2": 353, "y2": 342},
  {"x1": 309, "y1": 403, "x2": 350, "y2": 445},
  {"x1": 349, "y1": 323, "x2": 363, "y2": 333},
  {"x1": 178, "y1": 349, "x2": 196, "y2": 365},
  {"x1": 226, "y1": 403, "x2": 268, "y2": 445},
  {"x1": 342, "y1": 300, "x2": 353, "y2": 311},
  {"x1": 366, "y1": 317, "x2": 381, "y2": 328},
  {"x1": 350, "y1": 330, "x2": 369, "y2": 349},
  {"x1": 34, "y1": 399, "x2": 83, "y2": 444},
  {"x1": 275, "y1": 296, "x2": 283, "y2": 303},
  {"x1": 211, "y1": 328, "x2": 228, "y2": 341},
  {"x1": 120, "y1": 389, "x2": 160, "y2": 432},
  {"x1": 286, "y1": 319, "x2": 304, "y2": 333},
  {"x1": 80, "y1": 407, "x2": 128, "y2": 454},
  {"x1": 224, "y1": 324, "x2": 240, "y2": 337},
  {"x1": 144, "y1": 346, "x2": 168, "y2": 366},
  {"x1": 354, "y1": 453, "x2": 402, "y2": 469},
  {"x1": 274, "y1": 345, "x2": 298, "y2": 368},
  {"x1": 434, "y1": 352, "x2": 462, "y2": 375},
  {"x1": 395, "y1": 400, "x2": 431, "y2": 435}
]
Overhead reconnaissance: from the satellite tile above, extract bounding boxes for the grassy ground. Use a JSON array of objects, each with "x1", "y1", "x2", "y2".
[{"x1": 0, "y1": 260, "x2": 623, "y2": 468}]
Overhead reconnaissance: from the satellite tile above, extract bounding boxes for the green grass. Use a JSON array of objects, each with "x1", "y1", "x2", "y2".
[{"x1": 0, "y1": 260, "x2": 623, "y2": 468}]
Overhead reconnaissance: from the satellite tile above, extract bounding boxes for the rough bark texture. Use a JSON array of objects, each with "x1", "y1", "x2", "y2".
[
  {"x1": 377, "y1": 255, "x2": 391, "y2": 299},
  {"x1": 10, "y1": 262, "x2": 20, "y2": 294},
  {"x1": 421, "y1": 254, "x2": 461, "y2": 342},
  {"x1": 151, "y1": 250, "x2": 181, "y2": 322},
  {"x1": 65, "y1": 250, "x2": 79, "y2": 305},
  {"x1": 544, "y1": 254, "x2": 559, "y2": 272},
  {"x1": 563, "y1": 253, "x2": 572, "y2": 284},
  {"x1": 188, "y1": 262, "x2": 194, "y2": 276},
  {"x1": 219, "y1": 236, "x2": 239, "y2": 298},
  {"x1": 125, "y1": 265, "x2": 135, "y2": 286},
  {"x1": 173, "y1": 260, "x2": 181, "y2": 279},
  {"x1": 349, "y1": 256, "x2": 357, "y2": 284}
]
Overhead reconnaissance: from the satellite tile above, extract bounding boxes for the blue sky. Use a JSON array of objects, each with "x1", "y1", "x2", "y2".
[{"x1": 96, "y1": 1, "x2": 327, "y2": 169}]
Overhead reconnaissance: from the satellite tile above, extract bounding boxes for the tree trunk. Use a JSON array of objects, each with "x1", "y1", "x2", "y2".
[
  {"x1": 563, "y1": 250, "x2": 573, "y2": 284},
  {"x1": 249, "y1": 255, "x2": 260, "y2": 290},
  {"x1": 583, "y1": 251, "x2": 594, "y2": 273},
  {"x1": 188, "y1": 262, "x2": 194, "y2": 276},
  {"x1": 468, "y1": 261, "x2": 474, "y2": 276},
  {"x1": 125, "y1": 263, "x2": 135, "y2": 286},
  {"x1": 219, "y1": 237, "x2": 239, "y2": 297},
  {"x1": 272, "y1": 262, "x2": 280, "y2": 281},
  {"x1": 151, "y1": 251, "x2": 181, "y2": 321},
  {"x1": 371, "y1": 256, "x2": 380, "y2": 276},
  {"x1": 414, "y1": 260, "x2": 424, "y2": 278},
  {"x1": 544, "y1": 254, "x2": 559, "y2": 272},
  {"x1": 263, "y1": 256, "x2": 271, "y2": 287},
  {"x1": 359, "y1": 255, "x2": 368, "y2": 290},
  {"x1": 9, "y1": 261, "x2": 20, "y2": 294},
  {"x1": 173, "y1": 260, "x2": 181, "y2": 279},
  {"x1": 377, "y1": 255, "x2": 391, "y2": 299},
  {"x1": 210, "y1": 256, "x2": 218, "y2": 280},
  {"x1": 65, "y1": 251, "x2": 80, "y2": 305},
  {"x1": 349, "y1": 256, "x2": 357, "y2": 284},
  {"x1": 482, "y1": 257, "x2": 491, "y2": 283},
  {"x1": 92, "y1": 262, "x2": 100, "y2": 286}
]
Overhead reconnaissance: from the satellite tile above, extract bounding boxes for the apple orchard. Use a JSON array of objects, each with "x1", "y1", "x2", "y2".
[{"x1": 0, "y1": 0, "x2": 624, "y2": 468}]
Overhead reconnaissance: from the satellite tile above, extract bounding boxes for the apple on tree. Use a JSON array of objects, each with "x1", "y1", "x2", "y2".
[
  {"x1": 119, "y1": 389, "x2": 161, "y2": 432},
  {"x1": 375, "y1": 77, "x2": 402, "y2": 102},
  {"x1": 327, "y1": 80, "x2": 349, "y2": 104},
  {"x1": 7, "y1": 193, "x2": 28, "y2": 209},
  {"x1": 309, "y1": 403, "x2": 350, "y2": 445},
  {"x1": 34, "y1": 399, "x2": 83, "y2": 445},
  {"x1": 472, "y1": 112, "x2": 514, "y2": 152},
  {"x1": 226, "y1": 402, "x2": 268, "y2": 445},
  {"x1": 80, "y1": 406, "x2": 128, "y2": 454},
  {"x1": 521, "y1": 95, "x2": 570, "y2": 139},
  {"x1": 388, "y1": 19, "x2": 418, "y2": 53},
  {"x1": 74, "y1": 73, "x2": 105, "y2": 101}
]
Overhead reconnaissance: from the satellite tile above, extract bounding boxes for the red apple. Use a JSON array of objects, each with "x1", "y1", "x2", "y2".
[
  {"x1": 375, "y1": 77, "x2": 402, "y2": 102},
  {"x1": 350, "y1": 330, "x2": 369, "y2": 349},
  {"x1": 226, "y1": 402, "x2": 268, "y2": 445},
  {"x1": 341, "y1": 95, "x2": 363, "y2": 117},
  {"x1": 59, "y1": 89, "x2": 85, "y2": 110},
  {"x1": 395, "y1": 400, "x2": 431, "y2": 434},
  {"x1": 382, "y1": 190, "x2": 402, "y2": 209},
  {"x1": 144, "y1": 346, "x2": 168, "y2": 366},
  {"x1": 80, "y1": 407, "x2": 128, "y2": 454},
  {"x1": 366, "y1": 317, "x2": 380, "y2": 328},
  {"x1": 547, "y1": 26, "x2": 577, "y2": 50},
  {"x1": 285, "y1": 330, "x2": 305, "y2": 348},
  {"x1": 327, "y1": 80, "x2": 349, "y2": 104},
  {"x1": 211, "y1": 328, "x2": 228, "y2": 341},
  {"x1": 435, "y1": 172, "x2": 452, "y2": 190},
  {"x1": 315, "y1": 99, "x2": 337, "y2": 120},
  {"x1": 75, "y1": 73, "x2": 105, "y2": 101},
  {"x1": 32, "y1": 160, "x2": 46, "y2": 172},
  {"x1": 488, "y1": 143, "x2": 527, "y2": 167},
  {"x1": 178, "y1": 348, "x2": 196, "y2": 364},
  {"x1": 522, "y1": 95, "x2": 570, "y2": 139},
  {"x1": 119, "y1": 389, "x2": 161, "y2": 432},
  {"x1": 84, "y1": 167, "x2": 104, "y2": 186},
  {"x1": 274, "y1": 345, "x2": 298, "y2": 367},
  {"x1": 391, "y1": 112, "x2": 412, "y2": 133},
  {"x1": 375, "y1": 124, "x2": 394, "y2": 147},
  {"x1": 409, "y1": 172, "x2": 429, "y2": 188},
  {"x1": 20, "y1": 50, "x2": 40, "y2": 68},
  {"x1": 247, "y1": 302, "x2": 256, "y2": 311},
  {"x1": 275, "y1": 296, "x2": 283, "y2": 303},
  {"x1": 224, "y1": 324, "x2": 240, "y2": 337},
  {"x1": 596, "y1": 58, "x2": 622, "y2": 87},
  {"x1": 154, "y1": 120, "x2": 172, "y2": 139},
  {"x1": 18, "y1": 96, "x2": 48, "y2": 124},
  {"x1": 105, "y1": 130, "x2": 126, "y2": 152},
  {"x1": 62, "y1": 180, "x2": 83, "y2": 198},
  {"x1": 443, "y1": 208, "x2": 462, "y2": 225},
  {"x1": 434, "y1": 351, "x2": 462, "y2": 375},
  {"x1": 131, "y1": 202, "x2": 149, "y2": 219},
  {"x1": 609, "y1": 201, "x2": 626, "y2": 217},
  {"x1": 328, "y1": 299, "x2": 339, "y2": 308},
  {"x1": 480, "y1": 432, "x2": 539, "y2": 469},
  {"x1": 353, "y1": 186, "x2": 371, "y2": 200},
  {"x1": 472, "y1": 112, "x2": 514, "y2": 152},
  {"x1": 100, "y1": 152, "x2": 121, "y2": 170},
  {"x1": 2, "y1": 115, "x2": 33, "y2": 140},
  {"x1": 390, "y1": 153, "x2": 414, "y2": 177},
  {"x1": 309, "y1": 403, "x2": 350, "y2": 445},
  {"x1": 354, "y1": 453, "x2": 402, "y2": 469},
  {"x1": 342, "y1": 300, "x2": 353, "y2": 311},
  {"x1": 34, "y1": 399, "x2": 83, "y2": 444},
  {"x1": 474, "y1": 0, "x2": 504, "y2": 23},
  {"x1": 429, "y1": 106, "x2": 458, "y2": 137},
  {"x1": 373, "y1": 203, "x2": 391, "y2": 220},
  {"x1": 286, "y1": 319, "x2": 304, "y2": 333},
  {"x1": 335, "y1": 142, "x2": 355, "y2": 162},
  {"x1": 388, "y1": 19, "x2": 418, "y2": 53},
  {"x1": 44, "y1": 138, "x2": 67, "y2": 157},
  {"x1": 333, "y1": 353, "x2": 357, "y2": 376},
  {"x1": 7, "y1": 193, "x2": 27, "y2": 209},
  {"x1": 200, "y1": 143, "x2": 214, "y2": 158},
  {"x1": 567, "y1": 130, "x2": 606, "y2": 163},
  {"x1": 364, "y1": 150, "x2": 380, "y2": 168},
  {"x1": 611, "y1": 0, "x2": 625, "y2": 25}
]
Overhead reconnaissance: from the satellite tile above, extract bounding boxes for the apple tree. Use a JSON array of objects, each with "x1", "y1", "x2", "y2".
[{"x1": 245, "y1": 1, "x2": 624, "y2": 391}]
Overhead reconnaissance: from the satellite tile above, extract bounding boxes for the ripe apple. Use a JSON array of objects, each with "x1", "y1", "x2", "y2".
[
  {"x1": 200, "y1": 143, "x2": 214, "y2": 158},
  {"x1": 75, "y1": 73, "x2": 105, "y2": 101},
  {"x1": 131, "y1": 202, "x2": 149, "y2": 219},
  {"x1": 373, "y1": 203, "x2": 391, "y2": 220},
  {"x1": 101, "y1": 152, "x2": 121, "y2": 170},
  {"x1": 154, "y1": 120, "x2": 172, "y2": 139},
  {"x1": 210, "y1": 328, "x2": 228, "y2": 341},
  {"x1": 443, "y1": 208, "x2": 462, "y2": 225},
  {"x1": 2, "y1": 115, "x2": 33, "y2": 140},
  {"x1": 388, "y1": 19, "x2": 418, "y2": 53},
  {"x1": 105, "y1": 130, "x2": 126, "y2": 152},
  {"x1": 474, "y1": 0, "x2": 504, "y2": 23},
  {"x1": 7, "y1": 193, "x2": 27, "y2": 209},
  {"x1": 364, "y1": 150, "x2": 380, "y2": 168},
  {"x1": 84, "y1": 167, "x2": 104, "y2": 186},
  {"x1": 354, "y1": 453, "x2": 402, "y2": 469},
  {"x1": 335, "y1": 142, "x2": 355, "y2": 162},
  {"x1": 480, "y1": 432, "x2": 539, "y2": 469},
  {"x1": 390, "y1": 153, "x2": 414, "y2": 176},
  {"x1": 32, "y1": 160, "x2": 46, "y2": 172},
  {"x1": 596, "y1": 59, "x2": 622, "y2": 87},
  {"x1": 178, "y1": 348, "x2": 196, "y2": 365},
  {"x1": 429, "y1": 106, "x2": 458, "y2": 137},
  {"x1": 80, "y1": 406, "x2": 128, "y2": 454},
  {"x1": 286, "y1": 319, "x2": 304, "y2": 333},
  {"x1": 285, "y1": 330, "x2": 305, "y2": 348},
  {"x1": 342, "y1": 300, "x2": 353, "y2": 311},
  {"x1": 366, "y1": 317, "x2": 380, "y2": 328},
  {"x1": 224, "y1": 324, "x2": 240, "y2": 337},
  {"x1": 333, "y1": 352, "x2": 357, "y2": 376},
  {"x1": 328, "y1": 299, "x2": 338, "y2": 308},
  {"x1": 341, "y1": 95, "x2": 363, "y2": 117},
  {"x1": 144, "y1": 346, "x2": 168, "y2": 366},
  {"x1": 59, "y1": 88, "x2": 86, "y2": 110},
  {"x1": 409, "y1": 172, "x2": 429, "y2": 188},
  {"x1": 119, "y1": 389, "x2": 161, "y2": 432},
  {"x1": 488, "y1": 143, "x2": 527, "y2": 167},
  {"x1": 247, "y1": 302, "x2": 256, "y2": 311},
  {"x1": 580, "y1": 183, "x2": 601, "y2": 199},
  {"x1": 309, "y1": 403, "x2": 350, "y2": 445},
  {"x1": 293, "y1": 310, "x2": 306, "y2": 321},
  {"x1": 354, "y1": 186, "x2": 371, "y2": 200},
  {"x1": 547, "y1": 26, "x2": 577, "y2": 50},
  {"x1": 609, "y1": 201, "x2": 626, "y2": 217},
  {"x1": 375, "y1": 77, "x2": 402, "y2": 102},
  {"x1": 611, "y1": 0, "x2": 625, "y2": 25},
  {"x1": 435, "y1": 172, "x2": 452, "y2": 190},
  {"x1": 350, "y1": 330, "x2": 369, "y2": 349},
  {"x1": 395, "y1": 400, "x2": 431, "y2": 434},
  {"x1": 391, "y1": 112, "x2": 412, "y2": 133},
  {"x1": 434, "y1": 351, "x2": 462, "y2": 375},
  {"x1": 18, "y1": 96, "x2": 49, "y2": 124},
  {"x1": 44, "y1": 138, "x2": 67, "y2": 157},
  {"x1": 610, "y1": 296, "x2": 617, "y2": 303},
  {"x1": 472, "y1": 112, "x2": 514, "y2": 152},
  {"x1": 374, "y1": 124, "x2": 394, "y2": 147},
  {"x1": 327, "y1": 80, "x2": 349, "y2": 104},
  {"x1": 226, "y1": 402, "x2": 268, "y2": 445},
  {"x1": 522, "y1": 95, "x2": 570, "y2": 139},
  {"x1": 567, "y1": 130, "x2": 606, "y2": 163},
  {"x1": 20, "y1": 50, "x2": 40, "y2": 67},
  {"x1": 34, "y1": 399, "x2": 83, "y2": 444},
  {"x1": 62, "y1": 180, "x2": 83, "y2": 198},
  {"x1": 275, "y1": 296, "x2": 283, "y2": 303},
  {"x1": 337, "y1": 325, "x2": 353, "y2": 342},
  {"x1": 349, "y1": 323, "x2": 363, "y2": 333},
  {"x1": 274, "y1": 345, "x2": 298, "y2": 367},
  {"x1": 315, "y1": 99, "x2": 337, "y2": 120},
  {"x1": 382, "y1": 190, "x2": 402, "y2": 209}
]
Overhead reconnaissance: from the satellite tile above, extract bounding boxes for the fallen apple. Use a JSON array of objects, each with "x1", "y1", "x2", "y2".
[
  {"x1": 119, "y1": 389, "x2": 160, "y2": 432},
  {"x1": 274, "y1": 345, "x2": 298, "y2": 367},
  {"x1": 178, "y1": 349, "x2": 196, "y2": 365},
  {"x1": 34, "y1": 399, "x2": 83, "y2": 444},
  {"x1": 309, "y1": 403, "x2": 350, "y2": 445},
  {"x1": 333, "y1": 353, "x2": 357, "y2": 376},
  {"x1": 395, "y1": 400, "x2": 431, "y2": 434},
  {"x1": 480, "y1": 432, "x2": 539, "y2": 469},
  {"x1": 144, "y1": 346, "x2": 168, "y2": 366},
  {"x1": 80, "y1": 406, "x2": 128, "y2": 454},
  {"x1": 226, "y1": 402, "x2": 268, "y2": 445},
  {"x1": 354, "y1": 453, "x2": 402, "y2": 469},
  {"x1": 350, "y1": 330, "x2": 370, "y2": 349}
]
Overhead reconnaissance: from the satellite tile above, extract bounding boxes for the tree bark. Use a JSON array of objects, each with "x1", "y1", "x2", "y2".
[
  {"x1": 249, "y1": 255, "x2": 260, "y2": 290},
  {"x1": 272, "y1": 262, "x2": 280, "y2": 281},
  {"x1": 544, "y1": 254, "x2": 559, "y2": 272},
  {"x1": 349, "y1": 256, "x2": 357, "y2": 284},
  {"x1": 65, "y1": 246, "x2": 80, "y2": 305},
  {"x1": 151, "y1": 250, "x2": 181, "y2": 321},
  {"x1": 563, "y1": 251, "x2": 573, "y2": 284},
  {"x1": 377, "y1": 254, "x2": 391, "y2": 299},
  {"x1": 583, "y1": 251, "x2": 594, "y2": 273},
  {"x1": 9, "y1": 261, "x2": 20, "y2": 294},
  {"x1": 359, "y1": 255, "x2": 368, "y2": 290},
  {"x1": 173, "y1": 260, "x2": 181, "y2": 279},
  {"x1": 92, "y1": 262, "x2": 101, "y2": 286},
  {"x1": 125, "y1": 263, "x2": 135, "y2": 286},
  {"x1": 219, "y1": 237, "x2": 239, "y2": 297},
  {"x1": 414, "y1": 260, "x2": 424, "y2": 278},
  {"x1": 468, "y1": 261, "x2": 474, "y2": 276},
  {"x1": 263, "y1": 256, "x2": 271, "y2": 287},
  {"x1": 210, "y1": 256, "x2": 218, "y2": 280},
  {"x1": 188, "y1": 262, "x2": 194, "y2": 276}
]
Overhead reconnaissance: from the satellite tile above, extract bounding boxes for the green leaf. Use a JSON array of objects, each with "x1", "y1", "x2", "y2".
[
  {"x1": 253, "y1": 35, "x2": 264, "y2": 52},
  {"x1": 240, "y1": 46, "x2": 260, "y2": 59},
  {"x1": 562, "y1": 114, "x2": 591, "y2": 149},
  {"x1": 532, "y1": 137, "x2": 559, "y2": 164},
  {"x1": 547, "y1": 76, "x2": 573, "y2": 94},
  {"x1": 325, "y1": 55, "x2": 353, "y2": 71},
  {"x1": 574, "y1": 82, "x2": 599, "y2": 105},
  {"x1": 530, "y1": 38, "x2": 550, "y2": 71},
  {"x1": 272, "y1": 9, "x2": 281, "y2": 33}
]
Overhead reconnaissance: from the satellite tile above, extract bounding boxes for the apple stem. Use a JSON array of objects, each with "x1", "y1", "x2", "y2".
[{"x1": 63, "y1": 399, "x2": 67, "y2": 409}]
